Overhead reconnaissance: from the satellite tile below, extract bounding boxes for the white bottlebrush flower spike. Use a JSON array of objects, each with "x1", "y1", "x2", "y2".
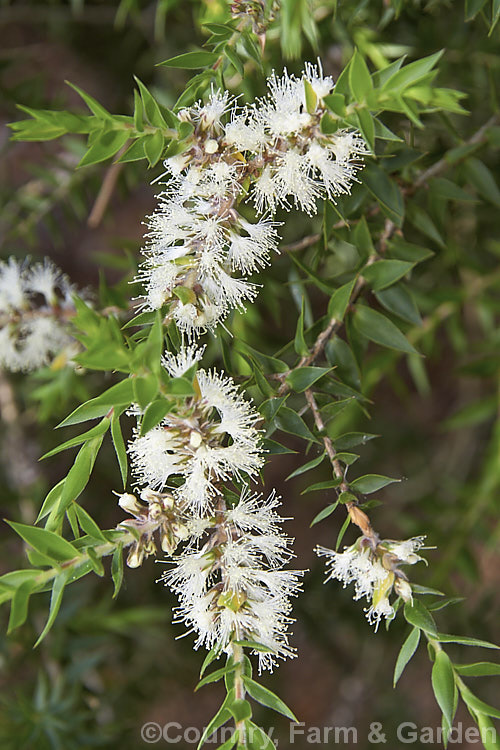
[
  {"x1": 0, "y1": 257, "x2": 77, "y2": 372},
  {"x1": 136, "y1": 61, "x2": 368, "y2": 336},
  {"x1": 159, "y1": 488, "x2": 303, "y2": 672},
  {"x1": 316, "y1": 535, "x2": 427, "y2": 631},
  {"x1": 128, "y1": 346, "x2": 264, "y2": 513}
]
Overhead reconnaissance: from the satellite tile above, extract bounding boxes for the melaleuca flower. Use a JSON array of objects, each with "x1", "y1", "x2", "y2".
[
  {"x1": 316, "y1": 535, "x2": 427, "y2": 631},
  {"x1": 160, "y1": 488, "x2": 303, "y2": 672},
  {"x1": 136, "y1": 62, "x2": 367, "y2": 336},
  {"x1": 0, "y1": 257, "x2": 77, "y2": 372},
  {"x1": 116, "y1": 488, "x2": 191, "y2": 567},
  {"x1": 128, "y1": 346, "x2": 263, "y2": 513}
]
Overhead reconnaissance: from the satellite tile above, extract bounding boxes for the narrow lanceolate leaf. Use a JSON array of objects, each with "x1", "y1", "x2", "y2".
[
  {"x1": 327, "y1": 279, "x2": 356, "y2": 321},
  {"x1": 431, "y1": 650, "x2": 456, "y2": 732},
  {"x1": 34, "y1": 570, "x2": 71, "y2": 646},
  {"x1": 362, "y1": 260, "x2": 414, "y2": 291},
  {"x1": 158, "y1": 51, "x2": 219, "y2": 68},
  {"x1": 41, "y1": 418, "x2": 110, "y2": 459},
  {"x1": 436, "y1": 633, "x2": 499, "y2": 649},
  {"x1": 349, "y1": 49, "x2": 373, "y2": 101},
  {"x1": 111, "y1": 415, "x2": 128, "y2": 488},
  {"x1": 8, "y1": 579, "x2": 39, "y2": 633},
  {"x1": 350, "y1": 474, "x2": 400, "y2": 494},
  {"x1": 301, "y1": 478, "x2": 341, "y2": 495},
  {"x1": 242, "y1": 675, "x2": 297, "y2": 721},
  {"x1": 275, "y1": 407, "x2": 318, "y2": 443},
  {"x1": 310, "y1": 501, "x2": 339, "y2": 527},
  {"x1": 196, "y1": 689, "x2": 235, "y2": 750},
  {"x1": 286, "y1": 452, "x2": 326, "y2": 480},
  {"x1": 363, "y1": 164, "x2": 405, "y2": 226},
  {"x1": 394, "y1": 627, "x2": 420, "y2": 686},
  {"x1": 111, "y1": 544, "x2": 124, "y2": 599},
  {"x1": 454, "y1": 662, "x2": 500, "y2": 677},
  {"x1": 294, "y1": 298, "x2": 309, "y2": 356},
  {"x1": 353, "y1": 305, "x2": 418, "y2": 355},
  {"x1": 7, "y1": 522, "x2": 80, "y2": 562},
  {"x1": 403, "y1": 600, "x2": 438, "y2": 636},
  {"x1": 459, "y1": 683, "x2": 500, "y2": 720},
  {"x1": 195, "y1": 664, "x2": 235, "y2": 691},
  {"x1": 285, "y1": 366, "x2": 332, "y2": 392}
]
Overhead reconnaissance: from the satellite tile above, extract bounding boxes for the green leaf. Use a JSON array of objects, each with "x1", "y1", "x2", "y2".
[
  {"x1": 310, "y1": 501, "x2": 339, "y2": 527},
  {"x1": 245, "y1": 722, "x2": 275, "y2": 750},
  {"x1": 261, "y1": 439, "x2": 296, "y2": 455},
  {"x1": 8, "y1": 522, "x2": 80, "y2": 562},
  {"x1": 323, "y1": 92, "x2": 346, "y2": 117},
  {"x1": 333, "y1": 432, "x2": 378, "y2": 450},
  {"x1": 327, "y1": 279, "x2": 356, "y2": 321},
  {"x1": 196, "y1": 690, "x2": 235, "y2": 750},
  {"x1": 133, "y1": 77, "x2": 168, "y2": 128},
  {"x1": 59, "y1": 436, "x2": 103, "y2": 513},
  {"x1": 79, "y1": 129, "x2": 129, "y2": 167},
  {"x1": 74, "y1": 505, "x2": 107, "y2": 542},
  {"x1": 41, "y1": 418, "x2": 110, "y2": 459},
  {"x1": 320, "y1": 112, "x2": 340, "y2": 134},
  {"x1": 350, "y1": 474, "x2": 400, "y2": 494},
  {"x1": 57, "y1": 379, "x2": 135, "y2": 428},
  {"x1": 225, "y1": 45, "x2": 244, "y2": 76},
  {"x1": 195, "y1": 664, "x2": 235, "y2": 691},
  {"x1": 34, "y1": 570, "x2": 71, "y2": 646},
  {"x1": 459, "y1": 683, "x2": 500, "y2": 720},
  {"x1": 111, "y1": 544, "x2": 124, "y2": 598},
  {"x1": 353, "y1": 305, "x2": 418, "y2": 355},
  {"x1": 363, "y1": 164, "x2": 404, "y2": 227},
  {"x1": 336, "y1": 515, "x2": 351, "y2": 550},
  {"x1": 285, "y1": 367, "x2": 332, "y2": 392},
  {"x1": 286, "y1": 452, "x2": 326, "y2": 480},
  {"x1": 143, "y1": 130, "x2": 165, "y2": 167},
  {"x1": 66, "y1": 81, "x2": 111, "y2": 119},
  {"x1": 301, "y1": 479, "x2": 341, "y2": 495},
  {"x1": 242, "y1": 675, "x2": 297, "y2": 721},
  {"x1": 403, "y1": 600, "x2": 438, "y2": 635},
  {"x1": 356, "y1": 108, "x2": 375, "y2": 152},
  {"x1": 465, "y1": 0, "x2": 488, "y2": 20},
  {"x1": 363, "y1": 260, "x2": 414, "y2": 291},
  {"x1": 394, "y1": 627, "x2": 420, "y2": 686},
  {"x1": 294, "y1": 298, "x2": 309, "y2": 356},
  {"x1": 140, "y1": 400, "x2": 172, "y2": 436},
  {"x1": 490, "y1": 0, "x2": 500, "y2": 34},
  {"x1": 375, "y1": 284, "x2": 422, "y2": 326},
  {"x1": 200, "y1": 646, "x2": 223, "y2": 678},
  {"x1": 381, "y1": 51, "x2": 443, "y2": 92},
  {"x1": 464, "y1": 157, "x2": 500, "y2": 207},
  {"x1": 304, "y1": 79, "x2": 318, "y2": 114},
  {"x1": 436, "y1": 634, "x2": 499, "y2": 649},
  {"x1": 111, "y1": 415, "x2": 128, "y2": 488},
  {"x1": 230, "y1": 698, "x2": 252, "y2": 723},
  {"x1": 8, "y1": 579, "x2": 38, "y2": 633},
  {"x1": 159, "y1": 51, "x2": 219, "y2": 68},
  {"x1": 36, "y1": 480, "x2": 65, "y2": 522},
  {"x1": 349, "y1": 50, "x2": 373, "y2": 101},
  {"x1": 431, "y1": 650, "x2": 456, "y2": 732},
  {"x1": 275, "y1": 407, "x2": 317, "y2": 443},
  {"x1": 454, "y1": 662, "x2": 500, "y2": 677}
]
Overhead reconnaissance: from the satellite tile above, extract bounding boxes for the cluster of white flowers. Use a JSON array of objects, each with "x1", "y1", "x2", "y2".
[
  {"x1": 316, "y1": 536, "x2": 427, "y2": 631},
  {"x1": 138, "y1": 63, "x2": 368, "y2": 336},
  {"x1": 0, "y1": 257, "x2": 76, "y2": 372},
  {"x1": 128, "y1": 344, "x2": 264, "y2": 514},
  {"x1": 118, "y1": 343, "x2": 304, "y2": 668},
  {"x1": 160, "y1": 488, "x2": 303, "y2": 672}
]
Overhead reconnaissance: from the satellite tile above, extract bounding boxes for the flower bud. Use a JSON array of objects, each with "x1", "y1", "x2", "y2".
[{"x1": 394, "y1": 577, "x2": 413, "y2": 603}]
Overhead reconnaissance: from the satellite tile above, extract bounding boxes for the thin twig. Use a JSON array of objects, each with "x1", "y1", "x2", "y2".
[{"x1": 88, "y1": 144, "x2": 129, "y2": 228}]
